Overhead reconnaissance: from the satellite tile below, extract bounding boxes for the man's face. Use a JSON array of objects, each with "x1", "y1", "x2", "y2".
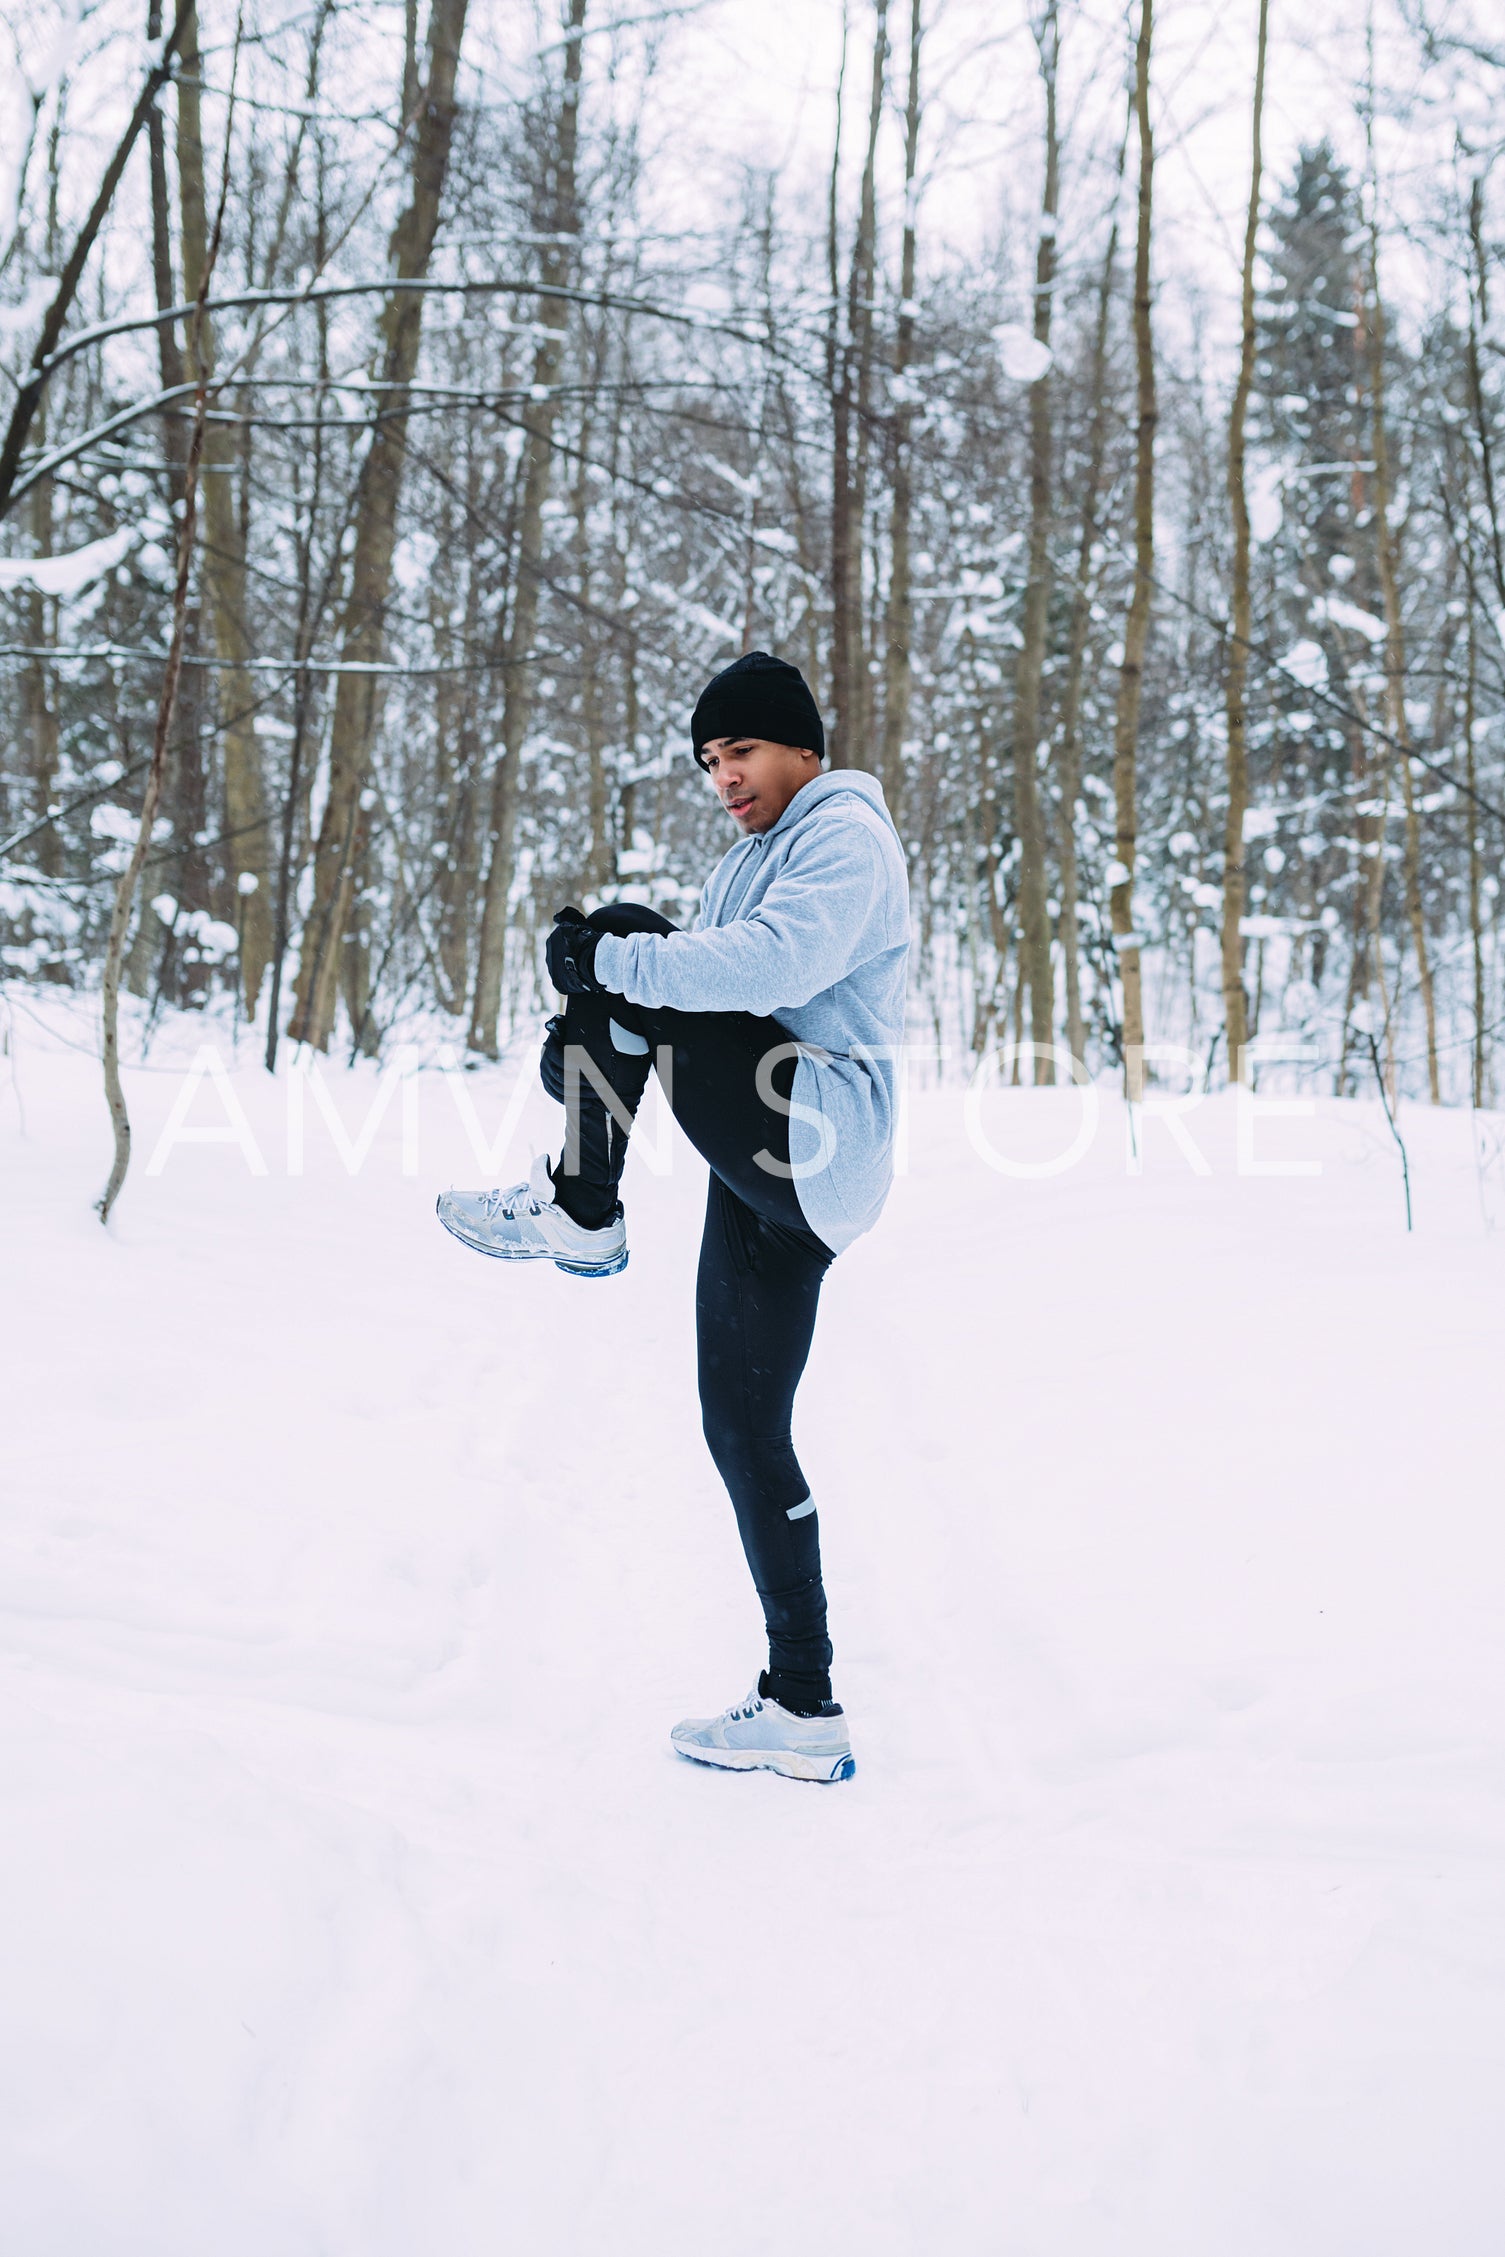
[{"x1": 701, "y1": 737, "x2": 821, "y2": 834}]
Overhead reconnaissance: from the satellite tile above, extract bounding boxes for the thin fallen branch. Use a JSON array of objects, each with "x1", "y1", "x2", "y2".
[{"x1": 1366, "y1": 1030, "x2": 1414, "y2": 1232}]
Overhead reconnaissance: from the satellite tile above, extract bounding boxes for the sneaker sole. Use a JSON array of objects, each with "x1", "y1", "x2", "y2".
[
  {"x1": 672, "y1": 1741, "x2": 856, "y2": 1784},
  {"x1": 436, "y1": 1203, "x2": 628, "y2": 1278},
  {"x1": 554, "y1": 1249, "x2": 630, "y2": 1278}
]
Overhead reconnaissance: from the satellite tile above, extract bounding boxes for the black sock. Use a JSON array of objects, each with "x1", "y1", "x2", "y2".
[
  {"x1": 548, "y1": 1162, "x2": 617, "y2": 1233},
  {"x1": 760, "y1": 1667, "x2": 841, "y2": 1718}
]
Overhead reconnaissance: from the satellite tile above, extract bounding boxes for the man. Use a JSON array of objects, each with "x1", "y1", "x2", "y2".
[{"x1": 437, "y1": 650, "x2": 909, "y2": 1783}]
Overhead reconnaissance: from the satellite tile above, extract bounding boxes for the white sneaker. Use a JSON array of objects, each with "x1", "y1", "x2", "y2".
[
  {"x1": 436, "y1": 1155, "x2": 628, "y2": 1277},
  {"x1": 671, "y1": 1684, "x2": 855, "y2": 1783}
]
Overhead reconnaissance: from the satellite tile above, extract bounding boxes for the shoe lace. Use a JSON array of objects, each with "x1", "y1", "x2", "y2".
[
  {"x1": 724, "y1": 1687, "x2": 764, "y2": 1722},
  {"x1": 480, "y1": 1155, "x2": 555, "y2": 1222},
  {"x1": 479, "y1": 1180, "x2": 538, "y2": 1221}
]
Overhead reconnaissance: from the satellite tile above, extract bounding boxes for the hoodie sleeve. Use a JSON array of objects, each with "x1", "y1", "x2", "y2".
[{"x1": 593, "y1": 816, "x2": 891, "y2": 1016}]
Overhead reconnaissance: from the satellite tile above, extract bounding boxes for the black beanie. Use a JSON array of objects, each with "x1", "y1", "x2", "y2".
[{"x1": 691, "y1": 650, "x2": 825, "y2": 768}]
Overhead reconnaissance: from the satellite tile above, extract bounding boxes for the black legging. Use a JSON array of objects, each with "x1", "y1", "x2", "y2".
[{"x1": 543, "y1": 903, "x2": 836, "y2": 1708}]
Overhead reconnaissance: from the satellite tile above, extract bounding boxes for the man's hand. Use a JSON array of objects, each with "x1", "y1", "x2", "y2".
[{"x1": 545, "y1": 907, "x2": 606, "y2": 995}]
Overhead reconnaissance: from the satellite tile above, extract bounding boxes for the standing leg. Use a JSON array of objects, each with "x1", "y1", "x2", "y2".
[
  {"x1": 696, "y1": 1172, "x2": 836, "y2": 1710},
  {"x1": 539, "y1": 906, "x2": 842, "y2": 1708}
]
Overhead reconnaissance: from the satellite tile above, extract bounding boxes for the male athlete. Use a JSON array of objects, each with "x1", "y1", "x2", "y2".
[{"x1": 437, "y1": 650, "x2": 910, "y2": 1782}]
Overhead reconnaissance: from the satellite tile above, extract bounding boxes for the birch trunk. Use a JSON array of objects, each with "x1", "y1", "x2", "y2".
[
  {"x1": 289, "y1": 0, "x2": 470, "y2": 1050},
  {"x1": 1219, "y1": 0, "x2": 1268, "y2": 1084}
]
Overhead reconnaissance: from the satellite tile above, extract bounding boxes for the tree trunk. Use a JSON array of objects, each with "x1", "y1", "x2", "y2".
[
  {"x1": 1056, "y1": 113, "x2": 1128, "y2": 1076},
  {"x1": 574, "y1": 391, "x2": 613, "y2": 894},
  {"x1": 289, "y1": 0, "x2": 470, "y2": 1049},
  {"x1": 1365, "y1": 234, "x2": 1439, "y2": 1102},
  {"x1": 467, "y1": 0, "x2": 586, "y2": 1055},
  {"x1": 1011, "y1": 0, "x2": 1061, "y2": 1084},
  {"x1": 23, "y1": 98, "x2": 66, "y2": 884},
  {"x1": 1466, "y1": 175, "x2": 1505, "y2": 612},
  {"x1": 1219, "y1": 0, "x2": 1268, "y2": 1084},
  {"x1": 99, "y1": 121, "x2": 226, "y2": 1222},
  {"x1": 147, "y1": 0, "x2": 209, "y2": 947},
  {"x1": 175, "y1": 0, "x2": 274, "y2": 1011},
  {"x1": 1464, "y1": 599, "x2": 1487, "y2": 1108},
  {"x1": 1111, "y1": 0, "x2": 1156, "y2": 1101},
  {"x1": 826, "y1": 6, "x2": 853, "y2": 766},
  {"x1": 840, "y1": 0, "x2": 889, "y2": 767},
  {"x1": 433, "y1": 439, "x2": 481, "y2": 1010},
  {"x1": 879, "y1": 0, "x2": 923, "y2": 821},
  {"x1": 265, "y1": 177, "x2": 333, "y2": 1074},
  {"x1": 22, "y1": 412, "x2": 59, "y2": 881}
]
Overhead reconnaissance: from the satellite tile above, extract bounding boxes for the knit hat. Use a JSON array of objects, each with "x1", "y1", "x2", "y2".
[{"x1": 690, "y1": 650, "x2": 825, "y2": 769}]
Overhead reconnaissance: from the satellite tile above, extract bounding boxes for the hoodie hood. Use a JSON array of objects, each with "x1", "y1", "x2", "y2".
[{"x1": 762, "y1": 767, "x2": 900, "y2": 847}]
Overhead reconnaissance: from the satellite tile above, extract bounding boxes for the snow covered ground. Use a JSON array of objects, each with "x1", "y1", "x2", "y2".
[{"x1": 4, "y1": 990, "x2": 1505, "y2": 2254}]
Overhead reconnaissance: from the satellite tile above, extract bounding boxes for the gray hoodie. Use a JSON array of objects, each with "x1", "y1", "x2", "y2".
[{"x1": 592, "y1": 770, "x2": 911, "y2": 1253}]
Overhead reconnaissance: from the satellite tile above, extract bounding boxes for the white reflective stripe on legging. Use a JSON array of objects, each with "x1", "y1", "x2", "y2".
[{"x1": 786, "y1": 1497, "x2": 816, "y2": 1521}]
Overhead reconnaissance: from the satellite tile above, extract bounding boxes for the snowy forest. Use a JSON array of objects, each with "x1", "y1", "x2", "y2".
[
  {"x1": 2, "y1": 0, "x2": 1504, "y2": 1104},
  {"x1": 10, "y1": 10, "x2": 1505, "y2": 2240}
]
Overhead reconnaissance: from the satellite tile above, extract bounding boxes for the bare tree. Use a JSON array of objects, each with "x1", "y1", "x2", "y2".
[
  {"x1": 1365, "y1": 230, "x2": 1439, "y2": 1101},
  {"x1": 1011, "y1": 0, "x2": 1062, "y2": 1083},
  {"x1": 1056, "y1": 110, "x2": 1129, "y2": 1074},
  {"x1": 468, "y1": 0, "x2": 588, "y2": 1055},
  {"x1": 1110, "y1": 0, "x2": 1156, "y2": 1098},
  {"x1": 1220, "y1": 0, "x2": 1269, "y2": 1082},
  {"x1": 825, "y1": 0, "x2": 888, "y2": 768},
  {"x1": 0, "y1": 0, "x2": 197, "y2": 521},
  {"x1": 175, "y1": 0, "x2": 274, "y2": 1010},
  {"x1": 880, "y1": 0, "x2": 923, "y2": 820},
  {"x1": 288, "y1": 0, "x2": 471, "y2": 1051},
  {"x1": 98, "y1": 36, "x2": 239, "y2": 1223}
]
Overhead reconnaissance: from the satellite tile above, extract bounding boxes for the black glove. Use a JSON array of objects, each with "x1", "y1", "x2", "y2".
[{"x1": 545, "y1": 906, "x2": 606, "y2": 995}]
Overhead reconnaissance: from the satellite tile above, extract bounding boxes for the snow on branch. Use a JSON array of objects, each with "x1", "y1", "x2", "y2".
[{"x1": 0, "y1": 525, "x2": 134, "y2": 596}]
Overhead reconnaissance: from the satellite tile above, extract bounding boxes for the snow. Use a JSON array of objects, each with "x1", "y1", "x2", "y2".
[
  {"x1": 645, "y1": 579, "x2": 741, "y2": 646},
  {"x1": 1281, "y1": 637, "x2": 1327, "y2": 689},
  {"x1": 1315, "y1": 594, "x2": 1388, "y2": 645},
  {"x1": 1246, "y1": 460, "x2": 1284, "y2": 542},
  {"x1": 0, "y1": 2, "x2": 81, "y2": 247},
  {"x1": 0, "y1": 274, "x2": 56, "y2": 345},
  {"x1": 90, "y1": 803, "x2": 169, "y2": 846},
  {"x1": 0, "y1": 526, "x2": 135, "y2": 597},
  {"x1": 3, "y1": 992, "x2": 1505, "y2": 2252},
  {"x1": 992, "y1": 324, "x2": 1054, "y2": 383}
]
